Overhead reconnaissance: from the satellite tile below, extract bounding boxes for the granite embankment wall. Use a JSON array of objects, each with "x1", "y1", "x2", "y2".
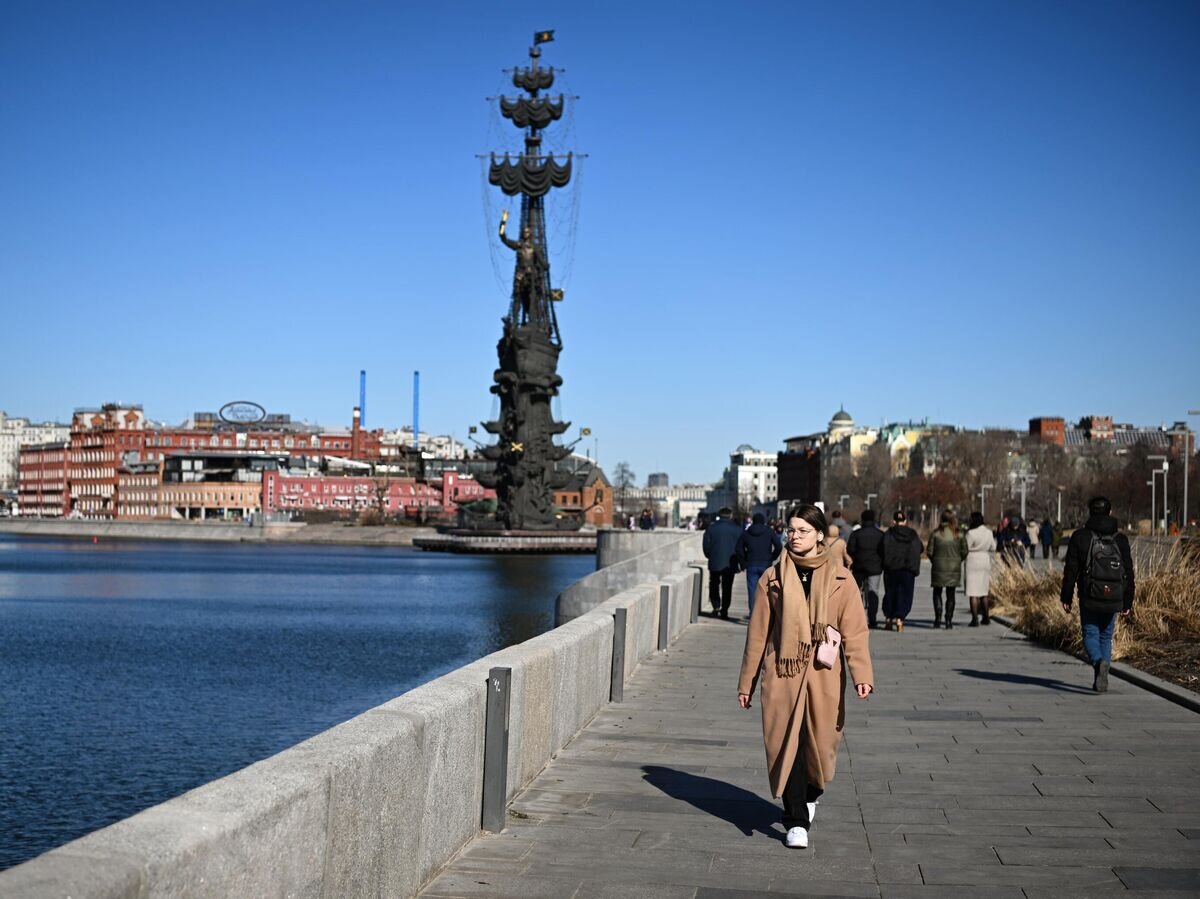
[
  {"x1": 557, "y1": 528, "x2": 704, "y2": 624},
  {"x1": 0, "y1": 530, "x2": 701, "y2": 898},
  {"x1": 0, "y1": 518, "x2": 437, "y2": 546}
]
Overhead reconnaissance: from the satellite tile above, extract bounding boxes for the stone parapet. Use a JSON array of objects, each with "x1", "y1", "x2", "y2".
[{"x1": 0, "y1": 526, "x2": 701, "y2": 898}]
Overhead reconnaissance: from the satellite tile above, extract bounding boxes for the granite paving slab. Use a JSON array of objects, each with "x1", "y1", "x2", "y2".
[{"x1": 419, "y1": 566, "x2": 1200, "y2": 898}]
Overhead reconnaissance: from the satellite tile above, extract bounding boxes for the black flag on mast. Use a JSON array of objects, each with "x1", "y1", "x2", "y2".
[{"x1": 534, "y1": 30, "x2": 555, "y2": 44}]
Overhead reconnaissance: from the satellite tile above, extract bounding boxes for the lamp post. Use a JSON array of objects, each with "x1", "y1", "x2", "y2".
[
  {"x1": 980, "y1": 483, "x2": 994, "y2": 521},
  {"x1": 1017, "y1": 473, "x2": 1036, "y2": 521},
  {"x1": 838, "y1": 494, "x2": 850, "y2": 511},
  {"x1": 866, "y1": 492, "x2": 878, "y2": 510},
  {"x1": 1149, "y1": 455, "x2": 1168, "y2": 534},
  {"x1": 1055, "y1": 485, "x2": 1065, "y2": 524},
  {"x1": 1147, "y1": 480, "x2": 1155, "y2": 535}
]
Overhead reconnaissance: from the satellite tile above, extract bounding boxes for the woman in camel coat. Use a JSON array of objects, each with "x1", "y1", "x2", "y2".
[{"x1": 738, "y1": 504, "x2": 874, "y2": 849}]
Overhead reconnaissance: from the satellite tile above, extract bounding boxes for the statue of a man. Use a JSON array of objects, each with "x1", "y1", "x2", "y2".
[{"x1": 499, "y1": 210, "x2": 545, "y2": 323}]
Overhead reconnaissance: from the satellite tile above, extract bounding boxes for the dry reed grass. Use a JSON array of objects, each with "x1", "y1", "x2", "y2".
[{"x1": 990, "y1": 541, "x2": 1200, "y2": 690}]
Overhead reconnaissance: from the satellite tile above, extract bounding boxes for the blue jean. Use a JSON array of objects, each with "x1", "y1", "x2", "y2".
[
  {"x1": 745, "y1": 564, "x2": 769, "y2": 617},
  {"x1": 1081, "y1": 608, "x2": 1117, "y2": 664}
]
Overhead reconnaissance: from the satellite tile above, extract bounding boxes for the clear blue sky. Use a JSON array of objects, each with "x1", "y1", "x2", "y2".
[{"x1": 3, "y1": 1, "x2": 1197, "y2": 484}]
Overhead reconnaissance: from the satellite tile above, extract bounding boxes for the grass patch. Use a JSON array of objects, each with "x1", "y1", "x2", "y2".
[{"x1": 990, "y1": 542, "x2": 1200, "y2": 693}]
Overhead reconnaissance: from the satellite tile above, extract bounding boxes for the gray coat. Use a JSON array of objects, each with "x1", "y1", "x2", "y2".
[{"x1": 703, "y1": 518, "x2": 743, "y2": 572}]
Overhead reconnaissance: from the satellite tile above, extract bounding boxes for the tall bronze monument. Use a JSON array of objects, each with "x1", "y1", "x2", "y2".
[{"x1": 477, "y1": 33, "x2": 577, "y2": 531}]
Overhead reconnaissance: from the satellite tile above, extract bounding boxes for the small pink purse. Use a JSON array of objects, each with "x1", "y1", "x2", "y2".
[{"x1": 814, "y1": 625, "x2": 843, "y2": 670}]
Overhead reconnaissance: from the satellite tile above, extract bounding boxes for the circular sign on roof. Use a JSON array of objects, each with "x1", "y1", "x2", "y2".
[{"x1": 219, "y1": 401, "x2": 267, "y2": 424}]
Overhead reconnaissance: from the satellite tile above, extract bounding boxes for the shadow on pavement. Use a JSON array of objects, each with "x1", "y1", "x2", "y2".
[
  {"x1": 641, "y1": 765, "x2": 780, "y2": 839},
  {"x1": 955, "y1": 668, "x2": 1094, "y2": 694}
]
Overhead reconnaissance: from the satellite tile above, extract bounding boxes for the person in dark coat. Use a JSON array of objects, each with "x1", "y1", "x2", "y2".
[
  {"x1": 1060, "y1": 496, "x2": 1135, "y2": 692},
  {"x1": 638, "y1": 508, "x2": 656, "y2": 530},
  {"x1": 880, "y1": 510, "x2": 923, "y2": 631},
  {"x1": 996, "y1": 517, "x2": 1030, "y2": 566},
  {"x1": 703, "y1": 507, "x2": 743, "y2": 619},
  {"x1": 735, "y1": 512, "x2": 782, "y2": 617},
  {"x1": 846, "y1": 509, "x2": 885, "y2": 628},
  {"x1": 1038, "y1": 518, "x2": 1054, "y2": 561}
]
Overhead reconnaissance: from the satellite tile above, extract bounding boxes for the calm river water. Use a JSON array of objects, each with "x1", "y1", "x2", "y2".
[{"x1": 0, "y1": 534, "x2": 593, "y2": 870}]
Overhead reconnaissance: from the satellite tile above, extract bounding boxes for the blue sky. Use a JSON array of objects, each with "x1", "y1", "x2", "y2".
[{"x1": 2, "y1": 1, "x2": 1197, "y2": 484}]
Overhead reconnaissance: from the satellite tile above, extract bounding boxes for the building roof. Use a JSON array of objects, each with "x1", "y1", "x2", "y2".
[{"x1": 830, "y1": 407, "x2": 853, "y2": 424}]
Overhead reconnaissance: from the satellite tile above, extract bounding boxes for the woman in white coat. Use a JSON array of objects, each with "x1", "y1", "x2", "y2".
[{"x1": 965, "y1": 511, "x2": 996, "y2": 626}]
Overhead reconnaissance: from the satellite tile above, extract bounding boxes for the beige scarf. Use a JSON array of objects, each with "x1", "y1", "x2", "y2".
[{"x1": 776, "y1": 545, "x2": 833, "y2": 677}]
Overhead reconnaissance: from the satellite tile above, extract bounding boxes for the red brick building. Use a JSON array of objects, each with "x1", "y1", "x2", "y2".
[
  {"x1": 17, "y1": 441, "x2": 69, "y2": 517},
  {"x1": 262, "y1": 470, "x2": 493, "y2": 519},
  {"x1": 1028, "y1": 417, "x2": 1066, "y2": 446}
]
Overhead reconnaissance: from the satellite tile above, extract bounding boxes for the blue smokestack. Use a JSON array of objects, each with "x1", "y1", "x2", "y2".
[
  {"x1": 413, "y1": 371, "x2": 420, "y2": 450},
  {"x1": 359, "y1": 370, "x2": 366, "y2": 429}
]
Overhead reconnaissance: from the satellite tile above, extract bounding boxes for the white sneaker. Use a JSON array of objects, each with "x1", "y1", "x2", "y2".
[
  {"x1": 785, "y1": 826, "x2": 809, "y2": 848},
  {"x1": 807, "y1": 800, "x2": 818, "y2": 825}
]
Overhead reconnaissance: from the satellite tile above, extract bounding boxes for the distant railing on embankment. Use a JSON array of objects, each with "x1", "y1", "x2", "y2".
[{"x1": 0, "y1": 529, "x2": 704, "y2": 898}]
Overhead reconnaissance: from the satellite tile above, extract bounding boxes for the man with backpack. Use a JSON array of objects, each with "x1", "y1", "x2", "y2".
[
  {"x1": 1060, "y1": 496, "x2": 1135, "y2": 692},
  {"x1": 880, "y1": 510, "x2": 923, "y2": 632}
]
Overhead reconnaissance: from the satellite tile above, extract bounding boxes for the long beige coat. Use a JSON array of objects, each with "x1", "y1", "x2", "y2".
[{"x1": 738, "y1": 559, "x2": 873, "y2": 797}]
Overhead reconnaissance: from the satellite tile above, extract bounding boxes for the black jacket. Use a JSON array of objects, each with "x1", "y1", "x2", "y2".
[
  {"x1": 1061, "y1": 514, "x2": 1135, "y2": 613},
  {"x1": 846, "y1": 524, "x2": 884, "y2": 576},
  {"x1": 735, "y1": 523, "x2": 782, "y2": 567},
  {"x1": 881, "y1": 525, "x2": 923, "y2": 575},
  {"x1": 702, "y1": 517, "x2": 744, "y2": 572}
]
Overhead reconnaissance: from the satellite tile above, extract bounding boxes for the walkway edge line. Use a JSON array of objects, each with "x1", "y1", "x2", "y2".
[{"x1": 991, "y1": 613, "x2": 1200, "y2": 715}]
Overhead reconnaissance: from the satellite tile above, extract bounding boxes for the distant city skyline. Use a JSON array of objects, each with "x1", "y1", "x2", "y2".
[{"x1": 3, "y1": 2, "x2": 1197, "y2": 485}]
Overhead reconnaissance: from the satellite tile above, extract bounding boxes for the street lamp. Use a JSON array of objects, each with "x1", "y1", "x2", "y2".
[
  {"x1": 866, "y1": 492, "x2": 878, "y2": 510},
  {"x1": 1017, "y1": 473, "x2": 1037, "y2": 521},
  {"x1": 1149, "y1": 455, "x2": 1168, "y2": 534},
  {"x1": 980, "y1": 483, "x2": 995, "y2": 521},
  {"x1": 1055, "y1": 485, "x2": 1065, "y2": 524},
  {"x1": 838, "y1": 494, "x2": 850, "y2": 511}
]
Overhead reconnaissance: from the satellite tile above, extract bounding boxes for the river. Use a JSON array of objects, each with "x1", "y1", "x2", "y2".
[{"x1": 0, "y1": 534, "x2": 593, "y2": 870}]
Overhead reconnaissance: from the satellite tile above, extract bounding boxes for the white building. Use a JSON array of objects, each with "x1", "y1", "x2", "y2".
[
  {"x1": 0, "y1": 411, "x2": 70, "y2": 489},
  {"x1": 705, "y1": 445, "x2": 778, "y2": 515},
  {"x1": 381, "y1": 427, "x2": 466, "y2": 460}
]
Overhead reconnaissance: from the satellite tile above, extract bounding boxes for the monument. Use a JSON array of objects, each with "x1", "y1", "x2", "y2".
[
  {"x1": 415, "y1": 31, "x2": 593, "y2": 552},
  {"x1": 476, "y1": 32, "x2": 578, "y2": 532}
]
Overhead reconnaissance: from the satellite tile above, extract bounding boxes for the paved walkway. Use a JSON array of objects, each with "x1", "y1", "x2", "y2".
[{"x1": 421, "y1": 568, "x2": 1200, "y2": 898}]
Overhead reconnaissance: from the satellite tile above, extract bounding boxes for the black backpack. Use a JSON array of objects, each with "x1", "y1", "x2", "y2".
[{"x1": 1085, "y1": 534, "x2": 1126, "y2": 602}]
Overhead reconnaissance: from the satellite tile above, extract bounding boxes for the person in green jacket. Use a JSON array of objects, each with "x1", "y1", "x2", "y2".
[{"x1": 927, "y1": 511, "x2": 968, "y2": 628}]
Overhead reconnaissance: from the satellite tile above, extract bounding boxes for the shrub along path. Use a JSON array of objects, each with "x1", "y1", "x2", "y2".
[{"x1": 420, "y1": 565, "x2": 1200, "y2": 898}]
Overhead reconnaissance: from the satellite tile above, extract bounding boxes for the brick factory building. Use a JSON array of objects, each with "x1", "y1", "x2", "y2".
[
  {"x1": 262, "y1": 469, "x2": 492, "y2": 520},
  {"x1": 16, "y1": 441, "x2": 69, "y2": 517}
]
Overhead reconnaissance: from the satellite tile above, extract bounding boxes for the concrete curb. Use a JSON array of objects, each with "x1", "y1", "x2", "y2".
[{"x1": 991, "y1": 613, "x2": 1200, "y2": 715}]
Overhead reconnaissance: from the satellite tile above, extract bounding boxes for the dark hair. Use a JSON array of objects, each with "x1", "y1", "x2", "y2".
[
  {"x1": 1088, "y1": 496, "x2": 1112, "y2": 516},
  {"x1": 893, "y1": 510, "x2": 906, "y2": 523},
  {"x1": 718, "y1": 506, "x2": 733, "y2": 517},
  {"x1": 752, "y1": 512, "x2": 765, "y2": 525},
  {"x1": 968, "y1": 511, "x2": 984, "y2": 529},
  {"x1": 939, "y1": 511, "x2": 955, "y2": 527},
  {"x1": 785, "y1": 503, "x2": 828, "y2": 538},
  {"x1": 861, "y1": 509, "x2": 876, "y2": 524}
]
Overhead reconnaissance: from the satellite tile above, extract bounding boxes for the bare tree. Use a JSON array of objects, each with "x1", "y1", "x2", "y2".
[{"x1": 612, "y1": 461, "x2": 636, "y2": 524}]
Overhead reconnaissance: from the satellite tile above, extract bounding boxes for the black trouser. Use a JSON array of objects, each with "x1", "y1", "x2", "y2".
[
  {"x1": 708, "y1": 567, "x2": 735, "y2": 614},
  {"x1": 932, "y1": 586, "x2": 956, "y2": 624},
  {"x1": 782, "y1": 717, "x2": 823, "y2": 829}
]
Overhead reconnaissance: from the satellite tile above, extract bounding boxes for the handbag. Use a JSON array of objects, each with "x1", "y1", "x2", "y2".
[{"x1": 813, "y1": 624, "x2": 842, "y2": 670}]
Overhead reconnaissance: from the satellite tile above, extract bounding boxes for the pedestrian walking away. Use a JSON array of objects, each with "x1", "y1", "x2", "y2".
[
  {"x1": 826, "y1": 523, "x2": 853, "y2": 571},
  {"x1": 997, "y1": 516, "x2": 1030, "y2": 566},
  {"x1": 846, "y1": 509, "x2": 884, "y2": 628},
  {"x1": 1060, "y1": 496, "x2": 1135, "y2": 692},
  {"x1": 927, "y1": 511, "x2": 967, "y2": 628},
  {"x1": 965, "y1": 511, "x2": 996, "y2": 626},
  {"x1": 1027, "y1": 519, "x2": 1041, "y2": 559},
  {"x1": 702, "y1": 507, "x2": 743, "y2": 619},
  {"x1": 738, "y1": 504, "x2": 874, "y2": 850},
  {"x1": 637, "y1": 508, "x2": 656, "y2": 530},
  {"x1": 1039, "y1": 518, "x2": 1054, "y2": 563},
  {"x1": 880, "y1": 510, "x2": 923, "y2": 631},
  {"x1": 735, "y1": 512, "x2": 782, "y2": 618}
]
